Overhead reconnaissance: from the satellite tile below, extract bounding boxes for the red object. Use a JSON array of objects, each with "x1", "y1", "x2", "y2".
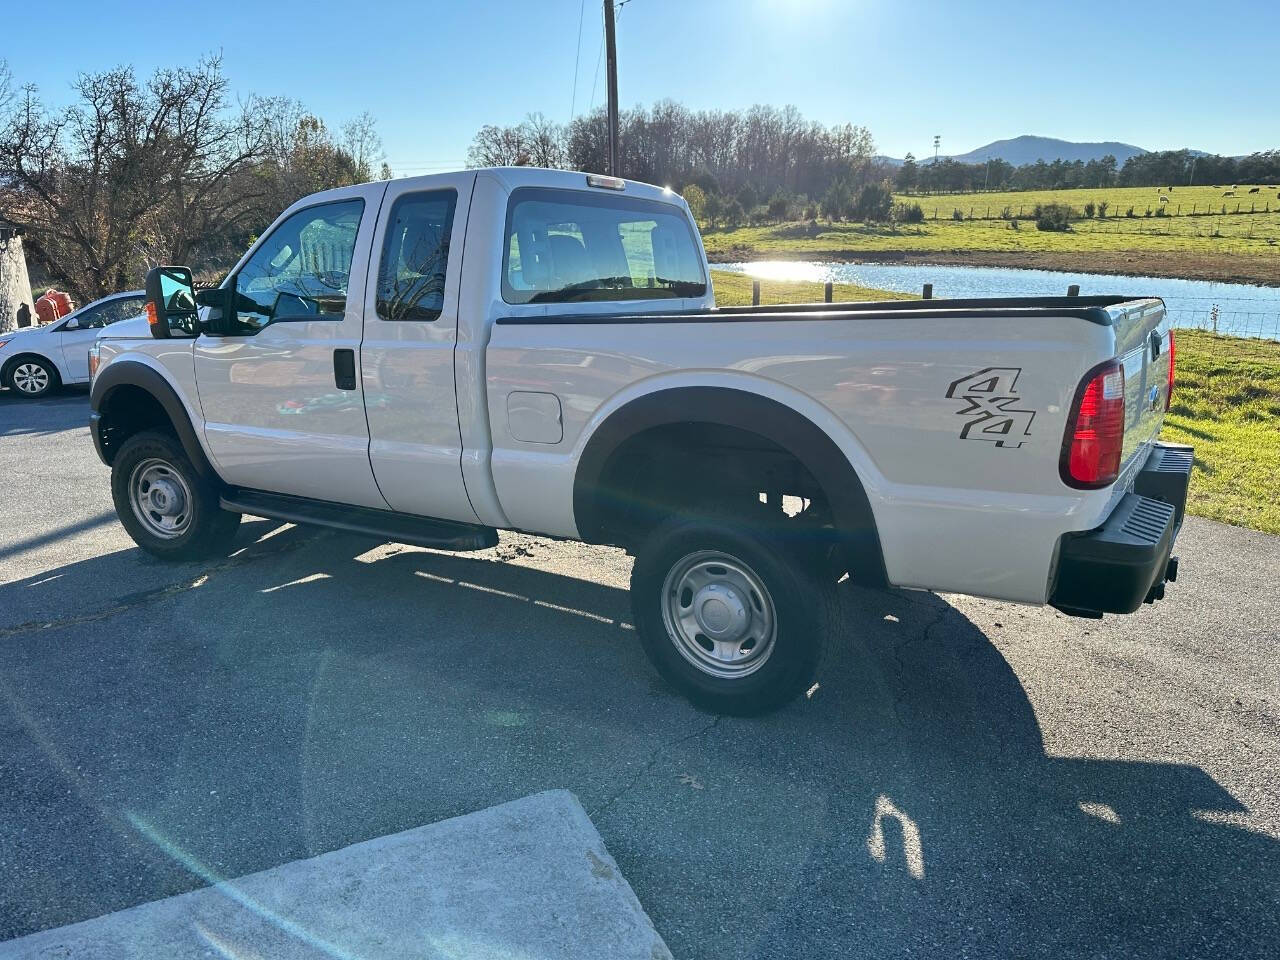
[
  {"x1": 1061, "y1": 360, "x2": 1126, "y2": 489},
  {"x1": 34, "y1": 289, "x2": 75, "y2": 324},
  {"x1": 1165, "y1": 330, "x2": 1176, "y2": 411}
]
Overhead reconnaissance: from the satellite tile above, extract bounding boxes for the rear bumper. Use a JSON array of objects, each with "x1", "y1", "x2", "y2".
[{"x1": 1050, "y1": 443, "x2": 1193, "y2": 617}]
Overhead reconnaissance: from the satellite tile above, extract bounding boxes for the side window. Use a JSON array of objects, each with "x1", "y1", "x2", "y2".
[
  {"x1": 502, "y1": 188, "x2": 706, "y2": 305},
  {"x1": 72, "y1": 296, "x2": 142, "y2": 329},
  {"x1": 231, "y1": 199, "x2": 364, "y2": 335},
  {"x1": 376, "y1": 190, "x2": 457, "y2": 321},
  {"x1": 97, "y1": 296, "x2": 146, "y2": 327}
]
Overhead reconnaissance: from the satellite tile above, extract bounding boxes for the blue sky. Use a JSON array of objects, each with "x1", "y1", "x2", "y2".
[{"x1": 6, "y1": 0, "x2": 1276, "y2": 172}]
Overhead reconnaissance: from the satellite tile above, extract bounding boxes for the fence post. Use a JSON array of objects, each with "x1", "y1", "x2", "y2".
[
  {"x1": 824, "y1": 281, "x2": 833, "y2": 303},
  {"x1": 752, "y1": 279, "x2": 760, "y2": 306},
  {"x1": 1067, "y1": 284, "x2": 1080, "y2": 297},
  {"x1": 923, "y1": 283, "x2": 933, "y2": 300}
]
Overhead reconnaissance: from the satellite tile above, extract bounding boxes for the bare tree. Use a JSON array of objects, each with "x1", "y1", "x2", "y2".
[
  {"x1": 342, "y1": 111, "x2": 383, "y2": 182},
  {"x1": 0, "y1": 57, "x2": 270, "y2": 299}
]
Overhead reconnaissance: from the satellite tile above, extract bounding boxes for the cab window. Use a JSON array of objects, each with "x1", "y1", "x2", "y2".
[
  {"x1": 376, "y1": 190, "x2": 457, "y2": 321},
  {"x1": 502, "y1": 188, "x2": 706, "y2": 305},
  {"x1": 231, "y1": 199, "x2": 364, "y2": 334}
]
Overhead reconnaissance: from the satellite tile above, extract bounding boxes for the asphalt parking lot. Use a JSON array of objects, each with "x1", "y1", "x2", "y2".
[{"x1": 1, "y1": 389, "x2": 1277, "y2": 959}]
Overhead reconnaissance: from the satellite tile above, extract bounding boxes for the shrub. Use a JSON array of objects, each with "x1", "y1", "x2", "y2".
[
  {"x1": 1009, "y1": 217, "x2": 1020, "y2": 231},
  {"x1": 1126, "y1": 206, "x2": 1136, "y2": 218},
  {"x1": 1098, "y1": 200, "x2": 1110, "y2": 218},
  {"x1": 1083, "y1": 201, "x2": 1096, "y2": 218},
  {"x1": 894, "y1": 201, "x2": 925, "y2": 224},
  {"x1": 1034, "y1": 203, "x2": 1073, "y2": 232},
  {"x1": 767, "y1": 190, "x2": 789, "y2": 222},
  {"x1": 803, "y1": 203, "x2": 818, "y2": 221},
  {"x1": 1155, "y1": 205, "x2": 1166, "y2": 217},
  {"x1": 723, "y1": 198, "x2": 745, "y2": 229},
  {"x1": 1144, "y1": 207, "x2": 1153, "y2": 217},
  {"x1": 952, "y1": 207, "x2": 965, "y2": 221},
  {"x1": 852, "y1": 181, "x2": 894, "y2": 222},
  {"x1": 999, "y1": 205, "x2": 1013, "y2": 220}
]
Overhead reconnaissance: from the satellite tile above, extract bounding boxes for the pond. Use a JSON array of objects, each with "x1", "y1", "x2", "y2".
[{"x1": 715, "y1": 261, "x2": 1280, "y2": 340}]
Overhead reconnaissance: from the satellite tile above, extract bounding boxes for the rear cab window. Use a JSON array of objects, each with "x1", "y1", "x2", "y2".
[{"x1": 502, "y1": 187, "x2": 706, "y2": 305}]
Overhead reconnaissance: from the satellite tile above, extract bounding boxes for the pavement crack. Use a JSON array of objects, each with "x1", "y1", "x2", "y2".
[
  {"x1": 589, "y1": 714, "x2": 722, "y2": 817},
  {"x1": 0, "y1": 531, "x2": 322, "y2": 640}
]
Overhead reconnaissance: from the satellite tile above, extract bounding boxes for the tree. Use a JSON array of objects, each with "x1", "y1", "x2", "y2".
[
  {"x1": 895, "y1": 153, "x2": 918, "y2": 193},
  {"x1": 0, "y1": 57, "x2": 275, "y2": 299},
  {"x1": 341, "y1": 111, "x2": 383, "y2": 183},
  {"x1": 821, "y1": 177, "x2": 852, "y2": 221},
  {"x1": 683, "y1": 183, "x2": 707, "y2": 224}
]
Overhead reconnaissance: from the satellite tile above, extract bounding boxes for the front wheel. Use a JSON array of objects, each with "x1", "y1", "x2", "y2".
[
  {"x1": 6, "y1": 357, "x2": 60, "y2": 398},
  {"x1": 630, "y1": 516, "x2": 828, "y2": 716},
  {"x1": 110, "y1": 430, "x2": 241, "y2": 561}
]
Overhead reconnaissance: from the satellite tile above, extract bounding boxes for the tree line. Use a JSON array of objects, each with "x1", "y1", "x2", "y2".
[
  {"x1": 0, "y1": 57, "x2": 387, "y2": 302},
  {"x1": 467, "y1": 102, "x2": 888, "y2": 227},
  {"x1": 895, "y1": 149, "x2": 1280, "y2": 195}
]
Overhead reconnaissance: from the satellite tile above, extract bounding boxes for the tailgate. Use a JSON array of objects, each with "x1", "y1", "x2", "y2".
[{"x1": 1110, "y1": 298, "x2": 1173, "y2": 471}]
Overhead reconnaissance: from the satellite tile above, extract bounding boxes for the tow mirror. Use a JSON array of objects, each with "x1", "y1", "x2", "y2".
[{"x1": 144, "y1": 266, "x2": 200, "y2": 339}]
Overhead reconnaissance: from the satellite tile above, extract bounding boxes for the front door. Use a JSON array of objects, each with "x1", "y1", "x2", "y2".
[
  {"x1": 194, "y1": 184, "x2": 389, "y2": 509},
  {"x1": 60, "y1": 292, "x2": 146, "y2": 381},
  {"x1": 360, "y1": 173, "x2": 479, "y2": 522}
]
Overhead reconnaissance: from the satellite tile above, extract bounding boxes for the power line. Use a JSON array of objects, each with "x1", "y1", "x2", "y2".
[
  {"x1": 588, "y1": 3, "x2": 606, "y2": 112},
  {"x1": 569, "y1": 0, "x2": 586, "y2": 124}
]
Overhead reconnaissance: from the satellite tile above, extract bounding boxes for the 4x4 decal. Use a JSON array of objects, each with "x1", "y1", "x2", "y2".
[{"x1": 946, "y1": 367, "x2": 1035, "y2": 448}]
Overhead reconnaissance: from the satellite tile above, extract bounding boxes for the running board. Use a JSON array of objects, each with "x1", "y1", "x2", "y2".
[{"x1": 220, "y1": 489, "x2": 499, "y2": 551}]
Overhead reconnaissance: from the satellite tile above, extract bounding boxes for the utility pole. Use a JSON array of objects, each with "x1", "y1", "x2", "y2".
[
  {"x1": 933, "y1": 135, "x2": 941, "y2": 165},
  {"x1": 604, "y1": 0, "x2": 620, "y2": 176}
]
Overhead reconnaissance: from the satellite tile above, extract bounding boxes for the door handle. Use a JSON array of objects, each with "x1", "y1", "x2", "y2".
[{"x1": 333, "y1": 349, "x2": 356, "y2": 390}]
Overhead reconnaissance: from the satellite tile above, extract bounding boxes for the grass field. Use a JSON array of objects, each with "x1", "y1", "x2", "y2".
[
  {"x1": 895, "y1": 184, "x2": 1280, "y2": 220},
  {"x1": 710, "y1": 270, "x2": 1280, "y2": 535}
]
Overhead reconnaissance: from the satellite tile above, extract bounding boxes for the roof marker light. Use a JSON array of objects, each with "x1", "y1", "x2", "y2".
[{"x1": 586, "y1": 174, "x2": 625, "y2": 190}]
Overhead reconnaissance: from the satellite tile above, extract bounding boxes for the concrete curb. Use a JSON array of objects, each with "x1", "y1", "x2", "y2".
[{"x1": 0, "y1": 790, "x2": 673, "y2": 959}]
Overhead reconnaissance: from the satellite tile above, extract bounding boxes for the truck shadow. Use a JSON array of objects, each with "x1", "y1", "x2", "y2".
[{"x1": 0, "y1": 528, "x2": 1275, "y2": 957}]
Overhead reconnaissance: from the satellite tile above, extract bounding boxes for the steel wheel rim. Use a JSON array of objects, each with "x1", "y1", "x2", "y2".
[
  {"x1": 12, "y1": 363, "x2": 50, "y2": 394},
  {"x1": 128, "y1": 458, "x2": 193, "y2": 540},
  {"x1": 660, "y1": 550, "x2": 778, "y2": 679}
]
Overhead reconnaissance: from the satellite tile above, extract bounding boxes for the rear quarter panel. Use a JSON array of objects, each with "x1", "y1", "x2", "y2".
[{"x1": 485, "y1": 308, "x2": 1122, "y2": 604}]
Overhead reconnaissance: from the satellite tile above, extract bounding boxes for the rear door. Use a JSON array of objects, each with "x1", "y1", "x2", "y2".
[
  {"x1": 360, "y1": 173, "x2": 479, "y2": 523},
  {"x1": 194, "y1": 184, "x2": 390, "y2": 509}
]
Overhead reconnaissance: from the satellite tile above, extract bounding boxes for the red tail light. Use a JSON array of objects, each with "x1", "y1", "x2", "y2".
[
  {"x1": 1165, "y1": 330, "x2": 1176, "y2": 411},
  {"x1": 1061, "y1": 360, "x2": 1126, "y2": 488}
]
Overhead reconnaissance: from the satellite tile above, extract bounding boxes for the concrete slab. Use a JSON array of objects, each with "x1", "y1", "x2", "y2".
[{"x1": 0, "y1": 790, "x2": 672, "y2": 960}]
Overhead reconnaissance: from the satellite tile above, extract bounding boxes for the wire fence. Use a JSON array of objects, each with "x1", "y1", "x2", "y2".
[{"x1": 908, "y1": 199, "x2": 1280, "y2": 222}]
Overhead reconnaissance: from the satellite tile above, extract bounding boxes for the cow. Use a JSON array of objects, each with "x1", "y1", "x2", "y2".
[
  {"x1": 1248, "y1": 187, "x2": 1260, "y2": 194},
  {"x1": 1223, "y1": 190, "x2": 1236, "y2": 197},
  {"x1": 1159, "y1": 195, "x2": 1169, "y2": 204}
]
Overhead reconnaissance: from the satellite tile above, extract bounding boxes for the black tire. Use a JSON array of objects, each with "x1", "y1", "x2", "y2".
[
  {"x1": 630, "y1": 515, "x2": 829, "y2": 716},
  {"x1": 5, "y1": 356, "x2": 60, "y2": 399},
  {"x1": 110, "y1": 430, "x2": 241, "y2": 561}
]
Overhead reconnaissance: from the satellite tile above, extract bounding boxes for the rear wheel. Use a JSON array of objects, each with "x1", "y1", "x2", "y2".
[
  {"x1": 110, "y1": 430, "x2": 241, "y2": 561},
  {"x1": 631, "y1": 516, "x2": 828, "y2": 715},
  {"x1": 6, "y1": 357, "x2": 59, "y2": 398}
]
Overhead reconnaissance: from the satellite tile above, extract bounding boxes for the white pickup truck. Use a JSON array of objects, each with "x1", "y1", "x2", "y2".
[{"x1": 88, "y1": 167, "x2": 1190, "y2": 714}]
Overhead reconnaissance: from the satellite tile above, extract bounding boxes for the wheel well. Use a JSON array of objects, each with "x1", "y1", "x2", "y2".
[
  {"x1": 592, "y1": 421, "x2": 829, "y2": 541},
  {"x1": 95, "y1": 384, "x2": 178, "y2": 464},
  {"x1": 2, "y1": 352, "x2": 60, "y2": 386},
  {"x1": 573, "y1": 388, "x2": 888, "y2": 586}
]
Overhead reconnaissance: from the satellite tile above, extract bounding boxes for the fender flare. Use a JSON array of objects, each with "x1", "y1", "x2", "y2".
[
  {"x1": 89, "y1": 360, "x2": 219, "y2": 481},
  {"x1": 573, "y1": 386, "x2": 887, "y2": 586}
]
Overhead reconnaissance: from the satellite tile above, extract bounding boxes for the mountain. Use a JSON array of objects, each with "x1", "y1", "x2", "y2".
[
  {"x1": 878, "y1": 136, "x2": 1188, "y2": 168},
  {"x1": 946, "y1": 136, "x2": 1147, "y2": 166}
]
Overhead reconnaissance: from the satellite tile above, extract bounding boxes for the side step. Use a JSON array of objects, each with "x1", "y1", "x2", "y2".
[{"x1": 220, "y1": 489, "x2": 499, "y2": 551}]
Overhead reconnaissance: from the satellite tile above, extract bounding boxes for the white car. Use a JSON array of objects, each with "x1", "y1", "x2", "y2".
[
  {"x1": 0, "y1": 290, "x2": 145, "y2": 398},
  {"x1": 88, "y1": 168, "x2": 1189, "y2": 715}
]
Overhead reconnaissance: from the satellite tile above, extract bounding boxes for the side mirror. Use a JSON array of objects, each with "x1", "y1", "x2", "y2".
[{"x1": 144, "y1": 266, "x2": 200, "y2": 339}]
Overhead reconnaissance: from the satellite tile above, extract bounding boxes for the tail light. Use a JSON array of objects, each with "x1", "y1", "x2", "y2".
[
  {"x1": 1165, "y1": 330, "x2": 1176, "y2": 411},
  {"x1": 1061, "y1": 360, "x2": 1126, "y2": 489}
]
